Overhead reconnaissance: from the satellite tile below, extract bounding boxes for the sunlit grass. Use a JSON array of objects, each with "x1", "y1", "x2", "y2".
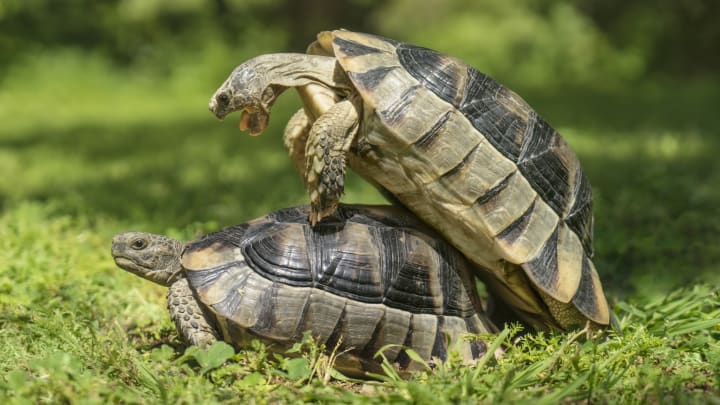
[{"x1": 1, "y1": 51, "x2": 719, "y2": 402}]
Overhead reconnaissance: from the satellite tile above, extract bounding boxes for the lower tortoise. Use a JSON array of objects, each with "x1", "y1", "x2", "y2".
[{"x1": 111, "y1": 205, "x2": 496, "y2": 376}]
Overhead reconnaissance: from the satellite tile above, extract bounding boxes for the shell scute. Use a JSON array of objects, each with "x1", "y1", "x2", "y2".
[
  {"x1": 242, "y1": 224, "x2": 312, "y2": 286},
  {"x1": 326, "y1": 30, "x2": 609, "y2": 326}
]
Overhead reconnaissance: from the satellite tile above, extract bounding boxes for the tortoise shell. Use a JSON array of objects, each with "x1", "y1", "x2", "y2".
[
  {"x1": 315, "y1": 30, "x2": 611, "y2": 328},
  {"x1": 180, "y1": 205, "x2": 494, "y2": 375}
]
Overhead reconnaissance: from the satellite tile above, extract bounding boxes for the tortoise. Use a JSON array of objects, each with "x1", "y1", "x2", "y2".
[
  {"x1": 208, "y1": 30, "x2": 617, "y2": 332},
  {"x1": 111, "y1": 205, "x2": 495, "y2": 376}
]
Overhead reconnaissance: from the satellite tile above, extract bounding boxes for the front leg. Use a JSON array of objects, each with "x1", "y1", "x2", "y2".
[
  {"x1": 305, "y1": 99, "x2": 360, "y2": 226},
  {"x1": 168, "y1": 278, "x2": 219, "y2": 347},
  {"x1": 285, "y1": 83, "x2": 340, "y2": 185},
  {"x1": 283, "y1": 108, "x2": 312, "y2": 177}
]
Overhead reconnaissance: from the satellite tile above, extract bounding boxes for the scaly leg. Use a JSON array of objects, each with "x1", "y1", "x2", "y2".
[
  {"x1": 305, "y1": 99, "x2": 360, "y2": 225},
  {"x1": 287, "y1": 83, "x2": 340, "y2": 181},
  {"x1": 167, "y1": 278, "x2": 219, "y2": 347}
]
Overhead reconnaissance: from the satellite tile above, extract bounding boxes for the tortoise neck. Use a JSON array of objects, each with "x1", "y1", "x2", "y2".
[
  {"x1": 249, "y1": 53, "x2": 350, "y2": 91},
  {"x1": 139, "y1": 240, "x2": 185, "y2": 287},
  {"x1": 155, "y1": 257, "x2": 184, "y2": 287}
]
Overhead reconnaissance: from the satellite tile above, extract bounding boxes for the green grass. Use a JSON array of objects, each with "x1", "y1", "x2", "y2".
[{"x1": 1, "y1": 52, "x2": 719, "y2": 403}]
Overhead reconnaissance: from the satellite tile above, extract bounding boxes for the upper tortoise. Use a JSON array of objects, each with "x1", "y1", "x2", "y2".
[
  {"x1": 208, "y1": 30, "x2": 616, "y2": 331},
  {"x1": 112, "y1": 205, "x2": 495, "y2": 377}
]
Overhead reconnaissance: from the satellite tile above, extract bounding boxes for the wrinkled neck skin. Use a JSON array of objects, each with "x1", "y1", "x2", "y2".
[
  {"x1": 111, "y1": 232, "x2": 185, "y2": 287},
  {"x1": 208, "y1": 53, "x2": 352, "y2": 134}
]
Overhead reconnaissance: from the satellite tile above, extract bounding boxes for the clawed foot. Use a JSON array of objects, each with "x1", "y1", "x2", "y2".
[
  {"x1": 304, "y1": 99, "x2": 359, "y2": 226},
  {"x1": 308, "y1": 186, "x2": 343, "y2": 226}
]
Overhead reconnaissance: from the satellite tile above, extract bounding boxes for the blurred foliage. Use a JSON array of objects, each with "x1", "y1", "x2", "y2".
[
  {"x1": 578, "y1": 0, "x2": 720, "y2": 77},
  {"x1": 1, "y1": 0, "x2": 719, "y2": 402},
  {"x1": 0, "y1": 0, "x2": 377, "y2": 73},
  {"x1": 0, "y1": 0, "x2": 282, "y2": 78},
  {"x1": 1, "y1": 0, "x2": 718, "y2": 88},
  {"x1": 373, "y1": 0, "x2": 644, "y2": 88}
]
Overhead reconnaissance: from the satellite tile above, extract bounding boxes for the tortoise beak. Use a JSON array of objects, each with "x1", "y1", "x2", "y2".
[{"x1": 208, "y1": 97, "x2": 229, "y2": 120}]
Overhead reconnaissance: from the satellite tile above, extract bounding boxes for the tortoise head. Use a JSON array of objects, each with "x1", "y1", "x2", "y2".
[
  {"x1": 208, "y1": 56, "x2": 286, "y2": 136},
  {"x1": 111, "y1": 232, "x2": 185, "y2": 287}
]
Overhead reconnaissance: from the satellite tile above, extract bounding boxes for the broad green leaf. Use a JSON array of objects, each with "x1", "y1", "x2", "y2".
[
  {"x1": 196, "y1": 342, "x2": 235, "y2": 374},
  {"x1": 4, "y1": 370, "x2": 28, "y2": 390},
  {"x1": 239, "y1": 372, "x2": 265, "y2": 388},
  {"x1": 149, "y1": 344, "x2": 175, "y2": 362},
  {"x1": 284, "y1": 358, "x2": 310, "y2": 381}
]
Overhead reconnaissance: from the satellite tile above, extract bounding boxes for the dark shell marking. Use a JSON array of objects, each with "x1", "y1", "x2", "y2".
[
  {"x1": 182, "y1": 206, "x2": 492, "y2": 374},
  {"x1": 395, "y1": 44, "x2": 593, "y2": 256},
  {"x1": 328, "y1": 32, "x2": 610, "y2": 326}
]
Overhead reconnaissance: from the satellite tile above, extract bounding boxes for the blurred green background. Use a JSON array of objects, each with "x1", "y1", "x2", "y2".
[{"x1": 1, "y1": 0, "x2": 719, "y2": 302}]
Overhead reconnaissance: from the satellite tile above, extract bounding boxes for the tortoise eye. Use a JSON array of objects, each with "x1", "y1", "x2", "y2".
[
  {"x1": 217, "y1": 92, "x2": 230, "y2": 105},
  {"x1": 131, "y1": 238, "x2": 147, "y2": 250}
]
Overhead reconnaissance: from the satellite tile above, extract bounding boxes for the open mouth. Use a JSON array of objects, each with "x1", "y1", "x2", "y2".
[
  {"x1": 239, "y1": 109, "x2": 269, "y2": 136},
  {"x1": 208, "y1": 94, "x2": 270, "y2": 136}
]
